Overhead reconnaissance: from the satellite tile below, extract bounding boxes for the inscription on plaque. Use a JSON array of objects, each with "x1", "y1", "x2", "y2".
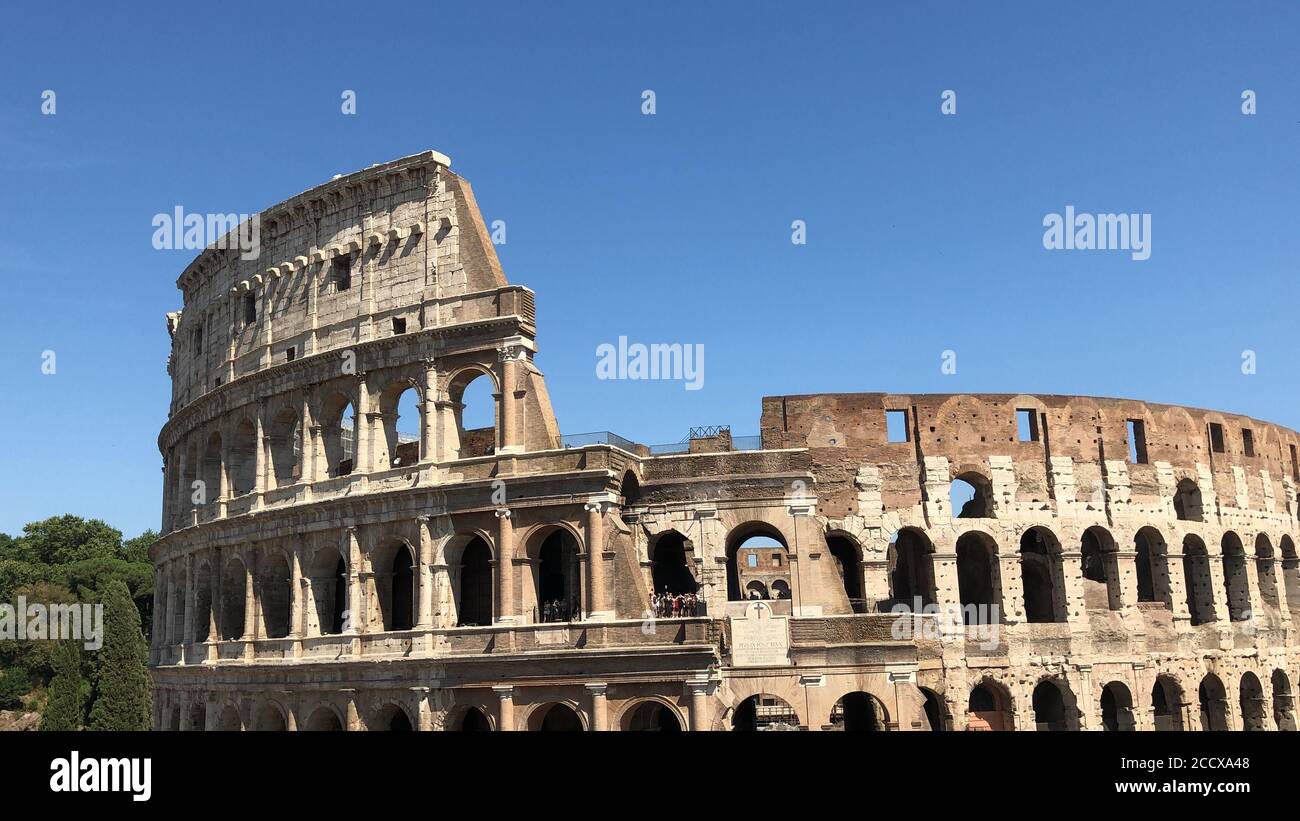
[{"x1": 729, "y1": 601, "x2": 791, "y2": 667}]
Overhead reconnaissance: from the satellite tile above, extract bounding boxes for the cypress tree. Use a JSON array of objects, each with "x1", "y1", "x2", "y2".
[
  {"x1": 40, "y1": 640, "x2": 83, "y2": 731},
  {"x1": 88, "y1": 578, "x2": 152, "y2": 731}
]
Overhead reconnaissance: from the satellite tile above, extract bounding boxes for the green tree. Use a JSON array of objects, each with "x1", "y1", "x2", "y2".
[
  {"x1": 15, "y1": 516, "x2": 124, "y2": 566},
  {"x1": 122, "y1": 530, "x2": 158, "y2": 565},
  {"x1": 87, "y1": 579, "x2": 151, "y2": 731},
  {"x1": 0, "y1": 667, "x2": 28, "y2": 710},
  {"x1": 39, "y1": 641, "x2": 84, "y2": 730}
]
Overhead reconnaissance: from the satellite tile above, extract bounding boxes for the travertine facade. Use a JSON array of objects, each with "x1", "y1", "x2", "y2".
[{"x1": 151, "y1": 151, "x2": 1300, "y2": 731}]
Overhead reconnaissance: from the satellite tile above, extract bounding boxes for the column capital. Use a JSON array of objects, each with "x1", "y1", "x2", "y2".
[
  {"x1": 584, "y1": 682, "x2": 609, "y2": 696},
  {"x1": 495, "y1": 508, "x2": 512, "y2": 520},
  {"x1": 492, "y1": 685, "x2": 514, "y2": 699}
]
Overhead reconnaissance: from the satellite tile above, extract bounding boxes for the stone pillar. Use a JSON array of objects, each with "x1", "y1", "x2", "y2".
[
  {"x1": 418, "y1": 517, "x2": 435, "y2": 628},
  {"x1": 290, "y1": 540, "x2": 304, "y2": 638},
  {"x1": 204, "y1": 694, "x2": 218, "y2": 731},
  {"x1": 420, "y1": 362, "x2": 437, "y2": 463},
  {"x1": 586, "y1": 683, "x2": 609, "y2": 731},
  {"x1": 285, "y1": 700, "x2": 298, "y2": 731},
  {"x1": 494, "y1": 685, "x2": 515, "y2": 731},
  {"x1": 344, "y1": 691, "x2": 360, "y2": 731},
  {"x1": 497, "y1": 345, "x2": 525, "y2": 454},
  {"x1": 495, "y1": 509, "x2": 515, "y2": 623},
  {"x1": 301, "y1": 396, "x2": 317, "y2": 485},
  {"x1": 687, "y1": 681, "x2": 711, "y2": 731},
  {"x1": 151, "y1": 567, "x2": 164, "y2": 649},
  {"x1": 1115, "y1": 548, "x2": 1140, "y2": 609},
  {"x1": 179, "y1": 698, "x2": 192, "y2": 731},
  {"x1": 1207, "y1": 550, "x2": 1231, "y2": 623},
  {"x1": 999, "y1": 552, "x2": 1026, "y2": 625},
  {"x1": 355, "y1": 378, "x2": 371, "y2": 475},
  {"x1": 1060, "y1": 549, "x2": 1089, "y2": 628},
  {"x1": 1165, "y1": 545, "x2": 1192, "y2": 622},
  {"x1": 253, "y1": 411, "x2": 267, "y2": 496},
  {"x1": 585, "y1": 501, "x2": 608, "y2": 619},
  {"x1": 931, "y1": 547, "x2": 962, "y2": 640},
  {"x1": 163, "y1": 565, "x2": 176, "y2": 647},
  {"x1": 182, "y1": 555, "x2": 195, "y2": 649},
  {"x1": 346, "y1": 526, "x2": 363, "y2": 634}
]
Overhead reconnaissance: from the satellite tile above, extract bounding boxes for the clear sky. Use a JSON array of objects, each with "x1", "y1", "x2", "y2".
[{"x1": 1, "y1": 1, "x2": 1296, "y2": 538}]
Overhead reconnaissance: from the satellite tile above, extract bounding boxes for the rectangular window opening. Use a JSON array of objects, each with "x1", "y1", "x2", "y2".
[
  {"x1": 1291, "y1": 444, "x2": 1298, "y2": 480},
  {"x1": 334, "y1": 254, "x2": 352, "y2": 291},
  {"x1": 1016, "y1": 408, "x2": 1041, "y2": 442},
  {"x1": 1242, "y1": 428, "x2": 1255, "y2": 457},
  {"x1": 885, "y1": 409, "x2": 909, "y2": 443},
  {"x1": 286, "y1": 346, "x2": 297, "y2": 363},
  {"x1": 1126, "y1": 419, "x2": 1148, "y2": 464},
  {"x1": 242, "y1": 292, "x2": 257, "y2": 324},
  {"x1": 746, "y1": 553, "x2": 758, "y2": 568},
  {"x1": 1209, "y1": 422, "x2": 1225, "y2": 453},
  {"x1": 392, "y1": 317, "x2": 406, "y2": 335}
]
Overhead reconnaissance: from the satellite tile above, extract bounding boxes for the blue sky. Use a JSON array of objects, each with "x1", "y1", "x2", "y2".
[{"x1": 1, "y1": 1, "x2": 1296, "y2": 538}]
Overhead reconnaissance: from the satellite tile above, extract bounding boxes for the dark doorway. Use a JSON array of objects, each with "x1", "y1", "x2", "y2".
[{"x1": 458, "y1": 538, "x2": 493, "y2": 626}]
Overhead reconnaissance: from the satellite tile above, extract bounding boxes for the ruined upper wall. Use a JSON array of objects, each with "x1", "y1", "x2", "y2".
[
  {"x1": 761, "y1": 392, "x2": 1300, "y2": 521},
  {"x1": 164, "y1": 150, "x2": 517, "y2": 415}
]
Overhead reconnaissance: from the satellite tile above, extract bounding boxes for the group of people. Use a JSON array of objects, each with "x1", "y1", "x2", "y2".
[
  {"x1": 540, "y1": 599, "x2": 580, "y2": 623},
  {"x1": 650, "y1": 589, "x2": 701, "y2": 618}
]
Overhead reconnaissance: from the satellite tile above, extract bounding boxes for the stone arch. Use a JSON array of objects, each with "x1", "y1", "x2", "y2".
[
  {"x1": 966, "y1": 678, "x2": 1014, "y2": 731},
  {"x1": 527, "y1": 701, "x2": 586, "y2": 732},
  {"x1": 956, "y1": 531, "x2": 1001, "y2": 625},
  {"x1": 828, "y1": 691, "x2": 891, "y2": 731},
  {"x1": 188, "y1": 700, "x2": 206, "y2": 732},
  {"x1": 619, "y1": 698, "x2": 685, "y2": 732},
  {"x1": 649, "y1": 530, "x2": 698, "y2": 596},
  {"x1": 444, "y1": 533, "x2": 494, "y2": 627},
  {"x1": 919, "y1": 686, "x2": 948, "y2": 731},
  {"x1": 215, "y1": 702, "x2": 243, "y2": 731},
  {"x1": 447, "y1": 366, "x2": 500, "y2": 460},
  {"x1": 372, "y1": 702, "x2": 415, "y2": 731},
  {"x1": 229, "y1": 417, "x2": 258, "y2": 494},
  {"x1": 219, "y1": 557, "x2": 247, "y2": 640},
  {"x1": 166, "y1": 566, "x2": 186, "y2": 645},
  {"x1": 1239, "y1": 671, "x2": 1267, "y2": 731},
  {"x1": 1282, "y1": 536, "x2": 1300, "y2": 620},
  {"x1": 521, "y1": 523, "x2": 584, "y2": 622},
  {"x1": 1221, "y1": 532, "x2": 1251, "y2": 622},
  {"x1": 1174, "y1": 478, "x2": 1204, "y2": 522},
  {"x1": 267, "y1": 405, "x2": 301, "y2": 487},
  {"x1": 372, "y1": 538, "x2": 417, "y2": 632},
  {"x1": 731, "y1": 693, "x2": 801, "y2": 731},
  {"x1": 725, "y1": 522, "x2": 791, "y2": 603},
  {"x1": 1031, "y1": 677, "x2": 1079, "y2": 731},
  {"x1": 744, "y1": 580, "x2": 769, "y2": 599},
  {"x1": 200, "y1": 431, "x2": 222, "y2": 502},
  {"x1": 168, "y1": 703, "x2": 181, "y2": 731},
  {"x1": 376, "y1": 375, "x2": 423, "y2": 468},
  {"x1": 886, "y1": 527, "x2": 935, "y2": 611},
  {"x1": 1198, "y1": 673, "x2": 1229, "y2": 731},
  {"x1": 1182, "y1": 535, "x2": 1216, "y2": 625},
  {"x1": 309, "y1": 545, "x2": 348, "y2": 635},
  {"x1": 1151, "y1": 674, "x2": 1186, "y2": 731},
  {"x1": 303, "y1": 705, "x2": 344, "y2": 731},
  {"x1": 951, "y1": 471, "x2": 993, "y2": 519},
  {"x1": 1100, "y1": 681, "x2": 1136, "y2": 731},
  {"x1": 258, "y1": 550, "x2": 292, "y2": 639},
  {"x1": 824, "y1": 530, "x2": 864, "y2": 608},
  {"x1": 1020, "y1": 526, "x2": 1067, "y2": 623},
  {"x1": 1271, "y1": 669, "x2": 1296, "y2": 731},
  {"x1": 1081, "y1": 525, "x2": 1121, "y2": 610},
  {"x1": 619, "y1": 469, "x2": 641, "y2": 507},
  {"x1": 1134, "y1": 526, "x2": 1172, "y2": 605},
  {"x1": 252, "y1": 701, "x2": 288, "y2": 731},
  {"x1": 1254, "y1": 533, "x2": 1280, "y2": 611},
  {"x1": 318, "y1": 389, "x2": 357, "y2": 478},
  {"x1": 446, "y1": 704, "x2": 494, "y2": 731},
  {"x1": 192, "y1": 560, "x2": 213, "y2": 643}
]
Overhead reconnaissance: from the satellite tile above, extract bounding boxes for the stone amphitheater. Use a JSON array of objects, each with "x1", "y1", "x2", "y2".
[{"x1": 150, "y1": 150, "x2": 1300, "y2": 731}]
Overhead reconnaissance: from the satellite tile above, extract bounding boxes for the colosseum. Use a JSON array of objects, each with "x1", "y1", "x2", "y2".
[{"x1": 150, "y1": 150, "x2": 1300, "y2": 732}]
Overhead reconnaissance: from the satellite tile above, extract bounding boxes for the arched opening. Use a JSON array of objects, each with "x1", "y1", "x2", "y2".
[
  {"x1": 624, "y1": 701, "x2": 682, "y2": 732},
  {"x1": 744, "y1": 580, "x2": 769, "y2": 600},
  {"x1": 725, "y1": 526, "x2": 789, "y2": 603},
  {"x1": 253, "y1": 703, "x2": 287, "y2": 731},
  {"x1": 192, "y1": 563, "x2": 213, "y2": 643},
  {"x1": 216, "y1": 704, "x2": 242, "y2": 731},
  {"x1": 1134, "y1": 527, "x2": 1170, "y2": 605},
  {"x1": 220, "y1": 560, "x2": 247, "y2": 640},
  {"x1": 168, "y1": 705, "x2": 181, "y2": 731},
  {"x1": 1254, "y1": 534, "x2": 1279, "y2": 612},
  {"x1": 450, "y1": 370, "x2": 498, "y2": 459},
  {"x1": 535, "y1": 528, "x2": 582, "y2": 622},
  {"x1": 1182, "y1": 535, "x2": 1216, "y2": 625},
  {"x1": 619, "y1": 470, "x2": 641, "y2": 508},
  {"x1": 826, "y1": 534, "x2": 864, "y2": 610},
  {"x1": 731, "y1": 694, "x2": 799, "y2": 731},
  {"x1": 770, "y1": 579, "x2": 790, "y2": 599},
  {"x1": 229, "y1": 418, "x2": 258, "y2": 495},
  {"x1": 1271, "y1": 670, "x2": 1296, "y2": 731},
  {"x1": 374, "y1": 704, "x2": 414, "y2": 732},
  {"x1": 268, "y1": 407, "x2": 301, "y2": 488},
  {"x1": 1281, "y1": 536, "x2": 1300, "y2": 620},
  {"x1": 303, "y1": 706, "x2": 343, "y2": 731},
  {"x1": 951, "y1": 472, "x2": 993, "y2": 518},
  {"x1": 378, "y1": 543, "x2": 416, "y2": 632},
  {"x1": 651, "y1": 531, "x2": 697, "y2": 596},
  {"x1": 259, "y1": 553, "x2": 292, "y2": 639},
  {"x1": 829, "y1": 692, "x2": 890, "y2": 731},
  {"x1": 188, "y1": 702, "x2": 206, "y2": 732},
  {"x1": 1081, "y1": 526, "x2": 1121, "y2": 610},
  {"x1": 1239, "y1": 672, "x2": 1266, "y2": 731},
  {"x1": 1100, "y1": 682, "x2": 1135, "y2": 731},
  {"x1": 455, "y1": 537, "x2": 493, "y2": 627},
  {"x1": 920, "y1": 687, "x2": 947, "y2": 731},
  {"x1": 1020, "y1": 527, "x2": 1066, "y2": 623},
  {"x1": 1198, "y1": 674, "x2": 1229, "y2": 731},
  {"x1": 310, "y1": 549, "x2": 348, "y2": 635},
  {"x1": 167, "y1": 570, "x2": 185, "y2": 644},
  {"x1": 1221, "y1": 532, "x2": 1251, "y2": 622},
  {"x1": 1032, "y1": 679, "x2": 1076, "y2": 731},
  {"x1": 1174, "y1": 478, "x2": 1203, "y2": 522},
  {"x1": 966, "y1": 680, "x2": 1012, "y2": 731},
  {"x1": 886, "y1": 528, "x2": 935, "y2": 611},
  {"x1": 380, "y1": 381, "x2": 422, "y2": 468},
  {"x1": 956, "y1": 532, "x2": 1000, "y2": 625},
  {"x1": 201, "y1": 432, "x2": 222, "y2": 503},
  {"x1": 1151, "y1": 675, "x2": 1184, "y2": 731},
  {"x1": 532, "y1": 703, "x2": 584, "y2": 732},
  {"x1": 457, "y1": 707, "x2": 491, "y2": 731},
  {"x1": 319, "y1": 392, "x2": 356, "y2": 477}
]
